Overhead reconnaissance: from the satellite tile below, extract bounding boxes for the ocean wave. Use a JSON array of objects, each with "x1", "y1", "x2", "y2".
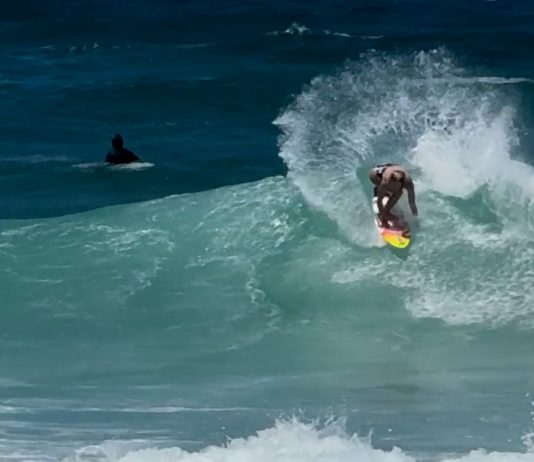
[
  {"x1": 275, "y1": 48, "x2": 534, "y2": 326},
  {"x1": 3, "y1": 169, "x2": 534, "y2": 335},
  {"x1": 62, "y1": 420, "x2": 534, "y2": 462}
]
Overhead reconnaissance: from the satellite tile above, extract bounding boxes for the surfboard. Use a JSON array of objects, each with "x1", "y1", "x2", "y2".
[
  {"x1": 73, "y1": 161, "x2": 154, "y2": 171},
  {"x1": 372, "y1": 196, "x2": 410, "y2": 249}
]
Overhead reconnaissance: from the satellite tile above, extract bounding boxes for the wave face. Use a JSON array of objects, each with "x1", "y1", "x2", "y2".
[
  {"x1": 2, "y1": 174, "x2": 534, "y2": 460},
  {"x1": 276, "y1": 49, "x2": 534, "y2": 326}
]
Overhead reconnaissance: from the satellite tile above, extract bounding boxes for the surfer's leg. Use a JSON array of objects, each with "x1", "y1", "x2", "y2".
[
  {"x1": 386, "y1": 189, "x2": 402, "y2": 210},
  {"x1": 381, "y1": 190, "x2": 402, "y2": 227},
  {"x1": 384, "y1": 190, "x2": 402, "y2": 220}
]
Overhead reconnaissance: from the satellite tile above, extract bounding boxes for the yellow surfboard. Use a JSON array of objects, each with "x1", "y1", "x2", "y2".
[
  {"x1": 379, "y1": 227, "x2": 410, "y2": 249},
  {"x1": 372, "y1": 197, "x2": 411, "y2": 249}
]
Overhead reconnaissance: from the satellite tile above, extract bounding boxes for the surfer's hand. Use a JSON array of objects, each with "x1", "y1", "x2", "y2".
[{"x1": 411, "y1": 206, "x2": 418, "y2": 216}]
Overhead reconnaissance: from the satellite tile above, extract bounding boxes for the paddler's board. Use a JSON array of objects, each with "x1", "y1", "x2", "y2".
[{"x1": 372, "y1": 196, "x2": 410, "y2": 249}]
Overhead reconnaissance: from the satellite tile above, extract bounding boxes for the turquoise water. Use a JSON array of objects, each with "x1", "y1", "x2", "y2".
[
  {"x1": 2, "y1": 173, "x2": 534, "y2": 460},
  {"x1": 2, "y1": 2, "x2": 534, "y2": 461}
]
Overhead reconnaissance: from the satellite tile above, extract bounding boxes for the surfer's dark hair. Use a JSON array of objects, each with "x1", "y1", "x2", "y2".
[{"x1": 112, "y1": 134, "x2": 124, "y2": 149}]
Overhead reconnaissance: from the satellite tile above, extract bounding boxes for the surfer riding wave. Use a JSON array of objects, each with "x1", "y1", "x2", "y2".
[{"x1": 369, "y1": 164, "x2": 418, "y2": 228}]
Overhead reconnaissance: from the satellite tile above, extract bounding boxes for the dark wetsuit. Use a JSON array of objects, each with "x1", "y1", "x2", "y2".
[{"x1": 106, "y1": 148, "x2": 139, "y2": 164}]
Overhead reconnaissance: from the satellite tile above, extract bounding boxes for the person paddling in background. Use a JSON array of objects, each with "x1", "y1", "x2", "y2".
[
  {"x1": 105, "y1": 134, "x2": 140, "y2": 164},
  {"x1": 369, "y1": 163, "x2": 418, "y2": 228}
]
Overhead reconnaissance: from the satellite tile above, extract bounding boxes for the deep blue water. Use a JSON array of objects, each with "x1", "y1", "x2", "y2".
[
  {"x1": 1, "y1": 2, "x2": 534, "y2": 461},
  {"x1": 2, "y1": 0, "x2": 534, "y2": 218}
]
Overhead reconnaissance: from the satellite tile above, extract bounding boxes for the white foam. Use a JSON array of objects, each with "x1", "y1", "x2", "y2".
[
  {"x1": 275, "y1": 48, "x2": 533, "y2": 240},
  {"x1": 73, "y1": 162, "x2": 108, "y2": 169},
  {"x1": 63, "y1": 420, "x2": 534, "y2": 462},
  {"x1": 73, "y1": 162, "x2": 154, "y2": 171},
  {"x1": 411, "y1": 106, "x2": 519, "y2": 198},
  {"x1": 109, "y1": 162, "x2": 154, "y2": 171},
  {"x1": 267, "y1": 23, "x2": 311, "y2": 36},
  {"x1": 267, "y1": 23, "x2": 351, "y2": 39}
]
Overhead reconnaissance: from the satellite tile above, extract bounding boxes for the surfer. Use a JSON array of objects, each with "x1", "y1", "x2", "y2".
[
  {"x1": 105, "y1": 134, "x2": 140, "y2": 164},
  {"x1": 369, "y1": 163, "x2": 418, "y2": 228}
]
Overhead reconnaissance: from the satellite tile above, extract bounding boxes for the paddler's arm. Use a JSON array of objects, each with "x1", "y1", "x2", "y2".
[{"x1": 405, "y1": 178, "x2": 418, "y2": 216}]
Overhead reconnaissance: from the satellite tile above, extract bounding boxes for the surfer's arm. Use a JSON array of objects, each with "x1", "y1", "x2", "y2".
[{"x1": 405, "y1": 179, "x2": 418, "y2": 216}]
